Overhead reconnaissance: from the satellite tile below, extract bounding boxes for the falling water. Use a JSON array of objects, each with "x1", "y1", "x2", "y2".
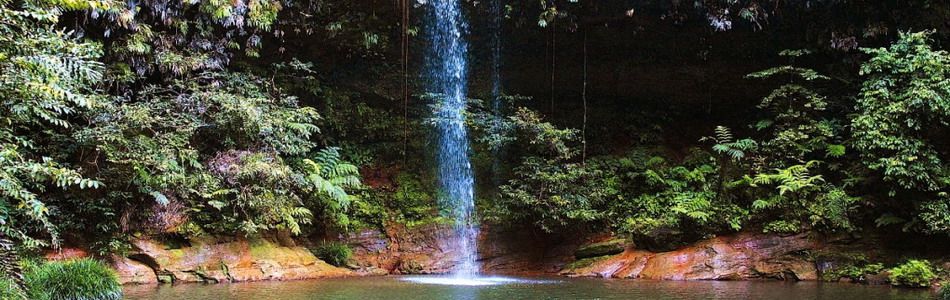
[{"x1": 426, "y1": 0, "x2": 478, "y2": 277}]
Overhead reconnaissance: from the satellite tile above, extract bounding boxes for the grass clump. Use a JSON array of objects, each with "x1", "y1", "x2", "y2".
[
  {"x1": 887, "y1": 259, "x2": 936, "y2": 288},
  {"x1": 24, "y1": 258, "x2": 122, "y2": 300},
  {"x1": 0, "y1": 277, "x2": 26, "y2": 300},
  {"x1": 312, "y1": 242, "x2": 352, "y2": 267}
]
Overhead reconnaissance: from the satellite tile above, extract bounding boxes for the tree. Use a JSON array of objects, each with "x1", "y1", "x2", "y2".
[
  {"x1": 740, "y1": 50, "x2": 858, "y2": 233},
  {"x1": 853, "y1": 31, "x2": 950, "y2": 194},
  {"x1": 0, "y1": 0, "x2": 106, "y2": 248}
]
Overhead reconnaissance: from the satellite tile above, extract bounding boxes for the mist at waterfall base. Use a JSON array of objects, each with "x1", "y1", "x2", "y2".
[{"x1": 401, "y1": 0, "x2": 531, "y2": 287}]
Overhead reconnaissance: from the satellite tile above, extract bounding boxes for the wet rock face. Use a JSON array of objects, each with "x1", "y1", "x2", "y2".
[
  {"x1": 478, "y1": 225, "x2": 580, "y2": 274},
  {"x1": 111, "y1": 237, "x2": 352, "y2": 284},
  {"x1": 560, "y1": 233, "x2": 818, "y2": 281},
  {"x1": 344, "y1": 223, "x2": 472, "y2": 274},
  {"x1": 346, "y1": 224, "x2": 819, "y2": 280}
]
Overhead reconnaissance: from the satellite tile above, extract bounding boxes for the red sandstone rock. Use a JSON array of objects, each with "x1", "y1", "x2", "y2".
[
  {"x1": 560, "y1": 232, "x2": 818, "y2": 281},
  {"x1": 348, "y1": 223, "x2": 825, "y2": 282},
  {"x1": 112, "y1": 255, "x2": 157, "y2": 284},
  {"x1": 345, "y1": 223, "x2": 578, "y2": 275},
  {"x1": 43, "y1": 247, "x2": 89, "y2": 261},
  {"x1": 111, "y1": 237, "x2": 352, "y2": 284},
  {"x1": 345, "y1": 224, "x2": 464, "y2": 274}
]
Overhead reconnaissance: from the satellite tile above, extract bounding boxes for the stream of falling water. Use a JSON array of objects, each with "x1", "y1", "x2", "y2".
[{"x1": 427, "y1": 0, "x2": 478, "y2": 277}]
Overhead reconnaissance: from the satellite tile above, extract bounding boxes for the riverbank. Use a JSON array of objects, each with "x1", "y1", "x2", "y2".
[
  {"x1": 70, "y1": 223, "x2": 947, "y2": 289},
  {"x1": 50, "y1": 237, "x2": 355, "y2": 285}
]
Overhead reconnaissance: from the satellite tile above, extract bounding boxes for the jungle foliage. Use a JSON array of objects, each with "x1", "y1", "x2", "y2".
[
  {"x1": 0, "y1": 0, "x2": 369, "y2": 257},
  {"x1": 480, "y1": 31, "x2": 948, "y2": 249},
  {"x1": 0, "y1": 0, "x2": 949, "y2": 280}
]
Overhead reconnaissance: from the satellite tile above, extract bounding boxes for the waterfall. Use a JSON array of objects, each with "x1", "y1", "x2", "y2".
[{"x1": 426, "y1": 0, "x2": 478, "y2": 277}]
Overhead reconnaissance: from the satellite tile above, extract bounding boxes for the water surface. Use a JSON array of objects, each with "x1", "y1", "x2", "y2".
[{"x1": 123, "y1": 276, "x2": 933, "y2": 299}]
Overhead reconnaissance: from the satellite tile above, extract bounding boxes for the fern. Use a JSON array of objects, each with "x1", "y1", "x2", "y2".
[
  {"x1": 299, "y1": 147, "x2": 362, "y2": 228},
  {"x1": 705, "y1": 126, "x2": 758, "y2": 161}
]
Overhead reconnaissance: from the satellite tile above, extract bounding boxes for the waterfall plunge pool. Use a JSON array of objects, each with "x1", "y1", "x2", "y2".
[
  {"x1": 123, "y1": 276, "x2": 933, "y2": 299},
  {"x1": 400, "y1": 275, "x2": 554, "y2": 286}
]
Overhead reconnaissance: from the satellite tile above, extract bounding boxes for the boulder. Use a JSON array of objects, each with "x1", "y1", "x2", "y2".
[
  {"x1": 112, "y1": 256, "x2": 158, "y2": 285},
  {"x1": 865, "y1": 272, "x2": 890, "y2": 285}
]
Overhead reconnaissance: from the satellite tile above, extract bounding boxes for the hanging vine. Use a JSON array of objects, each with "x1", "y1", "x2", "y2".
[
  {"x1": 581, "y1": 29, "x2": 588, "y2": 164},
  {"x1": 401, "y1": 0, "x2": 410, "y2": 158}
]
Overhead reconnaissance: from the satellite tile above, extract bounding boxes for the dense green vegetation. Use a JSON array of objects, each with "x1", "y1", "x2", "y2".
[
  {"x1": 0, "y1": 258, "x2": 123, "y2": 300},
  {"x1": 485, "y1": 32, "x2": 950, "y2": 250},
  {"x1": 0, "y1": 276, "x2": 25, "y2": 300},
  {"x1": 312, "y1": 241, "x2": 353, "y2": 267},
  {"x1": 0, "y1": 0, "x2": 949, "y2": 290},
  {"x1": 888, "y1": 260, "x2": 938, "y2": 288}
]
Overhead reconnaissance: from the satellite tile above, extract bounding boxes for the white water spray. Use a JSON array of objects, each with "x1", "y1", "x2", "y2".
[{"x1": 426, "y1": 0, "x2": 478, "y2": 277}]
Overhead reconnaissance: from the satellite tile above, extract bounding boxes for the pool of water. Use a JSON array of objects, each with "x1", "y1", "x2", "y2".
[{"x1": 123, "y1": 276, "x2": 933, "y2": 299}]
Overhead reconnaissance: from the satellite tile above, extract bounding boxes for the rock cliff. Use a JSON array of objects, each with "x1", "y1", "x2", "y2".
[{"x1": 560, "y1": 233, "x2": 818, "y2": 280}]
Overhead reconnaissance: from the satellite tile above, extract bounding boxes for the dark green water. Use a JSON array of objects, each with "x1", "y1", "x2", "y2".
[{"x1": 123, "y1": 276, "x2": 933, "y2": 299}]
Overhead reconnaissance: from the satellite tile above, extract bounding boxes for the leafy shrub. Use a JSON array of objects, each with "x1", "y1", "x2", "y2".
[
  {"x1": 823, "y1": 262, "x2": 885, "y2": 282},
  {"x1": 888, "y1": 260, "x2": 936, "y2": 288},
  {"x1": 24, "y1": 259, "x2": 122, "y2": 300},
  {"x1": 0, "y1": 277, "x2": 26, "y2": 300},
  {"x1": 313, "y1": 242, "x2": 353, "y2": 267},
  {"x1": 853, "y1": 30, "x2": 950, "y2": 193}
]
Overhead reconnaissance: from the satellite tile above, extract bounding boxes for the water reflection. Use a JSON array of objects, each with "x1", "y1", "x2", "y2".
[
  {"x1": 401, "y1": 275, "x2": 557, "y2": 286},
  {"x1": 124, "y1": 276, "x2": 934, "y2": 300}
]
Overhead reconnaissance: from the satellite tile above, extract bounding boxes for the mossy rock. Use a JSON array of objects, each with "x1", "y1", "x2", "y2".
[
  {"x1": 574, "y1": 239, "x2": 626, "y2": 259},
  {"x1": 565, "y1": 256, "x2": 611, "y2": 270},
  {"x1": 156, "y1": 274, "x2": 174, "y2": 284},
  {"x1": 398, "y1": 259, "x2": 424, "y2": 274}
]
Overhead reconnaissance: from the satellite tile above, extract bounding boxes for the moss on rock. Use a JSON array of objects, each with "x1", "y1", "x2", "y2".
[
  {"x1": 574, "y1": 239, "x2": 627, "y2": 259},
  {"x1": 565, "y1": 256, "x2": 612, "y2": 270}
]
